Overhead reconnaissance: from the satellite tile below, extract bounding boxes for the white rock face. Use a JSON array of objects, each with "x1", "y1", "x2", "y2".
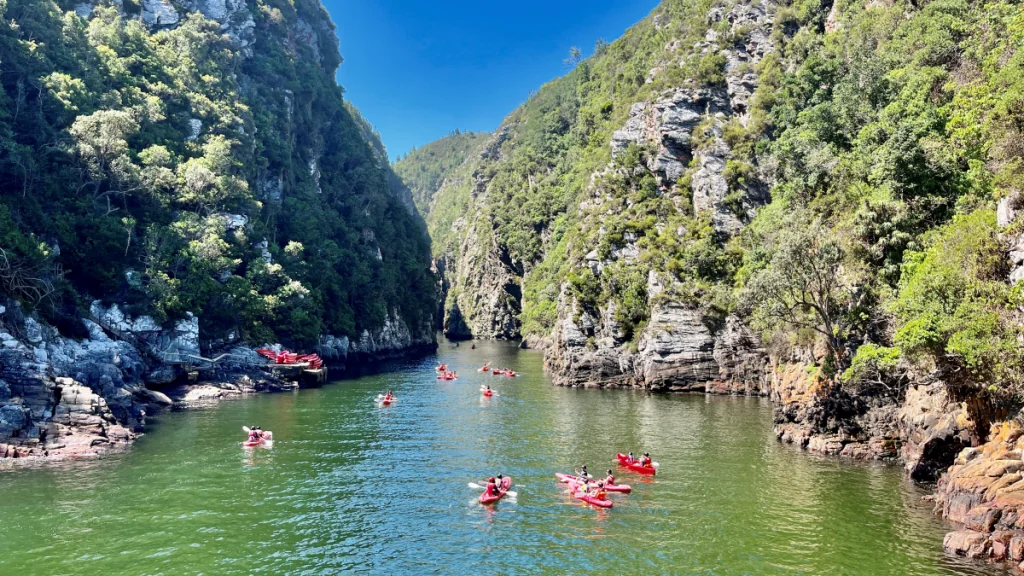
[
  {"x1": 142, "y1": 0, "x2": 179, "y2": 26},
  {"x1": 186, "y1": 118, "x2": 202, "y2": 141},
  {"x1": 318, "y1": 335, "x2": 350, "y2": 361},
  {"x1": 348, "y1": 311, "x2": 432, "y2": 357},
  {"x1": 256, "y1": 239, "x2": 273, "y2": 263},
  {"x1": 219, "y1": 213, "x2": 248, "y2": 231},
  {"x1": 88, "y1": 301, "x2": 199, "y2": 365}
]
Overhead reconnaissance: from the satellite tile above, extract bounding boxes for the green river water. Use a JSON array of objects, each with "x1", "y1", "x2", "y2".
[{"x1": 0, "y1": 341, "x2": 1009, "y2": 575}]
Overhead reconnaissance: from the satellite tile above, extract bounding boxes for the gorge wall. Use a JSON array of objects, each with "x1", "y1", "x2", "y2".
[
  {"x1": 0, "y1": 0, "x2": 438, "y2": 458},
  {"x1": 404, "y1": 0, "x2": 1024, "y2": 571}
]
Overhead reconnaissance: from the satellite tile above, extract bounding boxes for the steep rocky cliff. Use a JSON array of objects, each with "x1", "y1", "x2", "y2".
[{"x1": 0, "y1": 0, "x2": 438, "y2": 458}]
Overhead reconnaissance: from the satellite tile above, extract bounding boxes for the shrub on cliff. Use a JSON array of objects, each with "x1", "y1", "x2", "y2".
[{"x1": 890, "y1": 210, "x2": 1024, "y2": 396}]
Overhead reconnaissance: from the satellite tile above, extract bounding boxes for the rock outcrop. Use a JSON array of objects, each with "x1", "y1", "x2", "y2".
[
  {"x1": 771, "y1": 362, "x2": 901, "y2": 460},
  {"x1": 899, "y1": 382, "x2": 973, "y2": 480},
  {"x1": 934, "y1": 422, "x2": 1024, "y2": 572},
  {"x1": 548, "y1": 271, "x2": 770, "y2": 393}
]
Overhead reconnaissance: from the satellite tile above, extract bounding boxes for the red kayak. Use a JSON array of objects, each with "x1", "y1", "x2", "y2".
[
  {"x1": 483, "y1": 390, "x2": 493, "y2": 397},
  {"x1": 555, "y1": 473, "x2": 631, "y2": 493},
  {"x1": 437, "y1": 364, "x2": 448, "y2": 372},
  {"x1": 566, "y1": 482, "x2": 613, "y2": 508},
  {"x1": 617, "y1": 453, "x2": 656, "y2": 475},
  {"x1": 492, "y1": 370, "x2": 501, "y2": 375},
  {"x1": 243, "y1": 432, "x2": 272, "y2": 447},
  {"x1": 382, "y1": 398, "x2": 393, "y2": 405},
  {"x1": 479, "y1": 476, "x2": 512, "y2": 504}
]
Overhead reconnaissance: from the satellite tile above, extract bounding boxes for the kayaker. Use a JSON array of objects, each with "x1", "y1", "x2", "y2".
[
  {"x1": 594, "y1": 481, "x2": 607, "y2": 500},
  {"x1": 577, "y1": 465, "x2": 590, "y2": 480},
  {"x1": 485, "y1": 476, "x2": 500, "y2": 496},
  {"x1": 605, "y1": 469, "x2": 616, "y2": 485},
  {"x1": 247, "y1": 427, "x2": 258, "y2": 442},
  {"x1": 640, "y1": 452, "x2": 652, "y2": 467},
  {"x1": 626, "y1": 451, "x2": 636, "y2": 464}
]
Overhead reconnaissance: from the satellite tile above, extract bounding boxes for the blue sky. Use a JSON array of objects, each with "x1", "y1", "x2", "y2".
[{"x1": 321, "y1": 0, "x2": 660, "y2": 160}]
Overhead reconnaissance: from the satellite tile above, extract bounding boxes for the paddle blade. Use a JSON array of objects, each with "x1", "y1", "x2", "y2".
[
  {"x1": 242, "y1": 426, "x2": 251, "y2": 433},
  {"x1": 653, "y1": 462, "x2": 660, "y2": 468},
  {"x1": 468, "y1": 483, "x2": 484, "y2": 490},
  {"x1": 506, "y1": 490, "x2": 517, "y2": 498}
]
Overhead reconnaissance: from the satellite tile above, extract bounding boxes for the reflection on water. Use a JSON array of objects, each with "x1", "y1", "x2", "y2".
[{"x1": 0, "y1": 341, "x2": 1011, "y2": 575}]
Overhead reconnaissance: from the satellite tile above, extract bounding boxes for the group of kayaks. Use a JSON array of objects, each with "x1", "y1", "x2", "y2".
[
  {"x1": 550, "y1": 454, "x2": 657, "y2": 509},
  {"x1": 477, "y1": 453, "x2": 658, "y2": 509},
  {"x1": 477, "y1": 363, "x2": 517, "y2": 377}
]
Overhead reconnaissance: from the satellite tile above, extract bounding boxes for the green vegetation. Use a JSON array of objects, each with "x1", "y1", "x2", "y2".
[
  {"x1": 0, "y1": 0, "x2": 436, "y2": 346},
  {"x1": 392, "y1": 130, "x2": 487, "y2": 215}
]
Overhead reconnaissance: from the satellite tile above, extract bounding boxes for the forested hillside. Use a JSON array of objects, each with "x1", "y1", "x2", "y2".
[
  {"x1": 392, "y1": 130, "x2": 487, "y2": 216},
  {"x1": 0, "y1": 0, "x2": 437, "y2": 349}
]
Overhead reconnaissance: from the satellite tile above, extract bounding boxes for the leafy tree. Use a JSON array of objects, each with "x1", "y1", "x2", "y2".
[{"x1": 743, "y1": 213, "x2": 851, "y2": 369}]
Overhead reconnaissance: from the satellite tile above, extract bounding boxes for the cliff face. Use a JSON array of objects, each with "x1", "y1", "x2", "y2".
[
  {"x1": 547, "y1": 0, "x2": 775, "y2": 392},
  {"x1": 0, "y1": 0, "x2": 437, "y2": 458}
]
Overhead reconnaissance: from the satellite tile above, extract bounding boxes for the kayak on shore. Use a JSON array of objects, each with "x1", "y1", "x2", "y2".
[
  {"x1": 555, "y1": 472, "x2": 631, "y2": 493},
  {"x1": 617, "y1": 453, "x2": 656, "y2": 475},
  {"x1": 479, "y1": 476, "x2": 513, "y2": 504}
]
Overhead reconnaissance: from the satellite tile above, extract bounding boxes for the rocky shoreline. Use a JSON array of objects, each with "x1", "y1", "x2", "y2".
[
  {"x1": 0, "y1": 299, "x2": 436, "y2": 463},
  {"x1": 935, "y1": 422, "x2": 1024, "y2": 572}
]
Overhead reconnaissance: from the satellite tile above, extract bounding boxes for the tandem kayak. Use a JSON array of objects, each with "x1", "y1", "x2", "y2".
[
  {"x1": 566, "y1": 482, "x2": 613, "y2": 508},
  {"x1": 479, "y1": 476, "x2": 513, "y2": 504},
  {"x1": 616, "y1": 453, "x2": 656, "y2": 475},
  {"x1": 555, "y1": 473, "x2": 631, "y2": 493},
  {"x1": 243, "y1": 433, "x2": 272, "y2": 447}
]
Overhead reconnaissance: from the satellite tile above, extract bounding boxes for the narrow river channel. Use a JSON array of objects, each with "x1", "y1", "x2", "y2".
[{"x1": 0, "y1": 341, "x2": 1008, "y2": 575}]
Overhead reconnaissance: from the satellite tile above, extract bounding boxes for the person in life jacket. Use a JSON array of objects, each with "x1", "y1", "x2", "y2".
[
  {"x1": 248, "y1": 427, "x2": 259, "y2": 442},
  {"x1": 605, "y1": 469, "x2": 616, "y2": 486},
  {"x1": 639, "y1": 452, "x2": 652, "y2": 467},
  {"x1": 575, "y1": 477, "x2": 590, "y2": 497},
  {"x1": 593, "y1": 481, "x2": 608, "y2": 500},
  {"x1": 485, "y1": 476, "x2": 499, "y2": 496}
]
